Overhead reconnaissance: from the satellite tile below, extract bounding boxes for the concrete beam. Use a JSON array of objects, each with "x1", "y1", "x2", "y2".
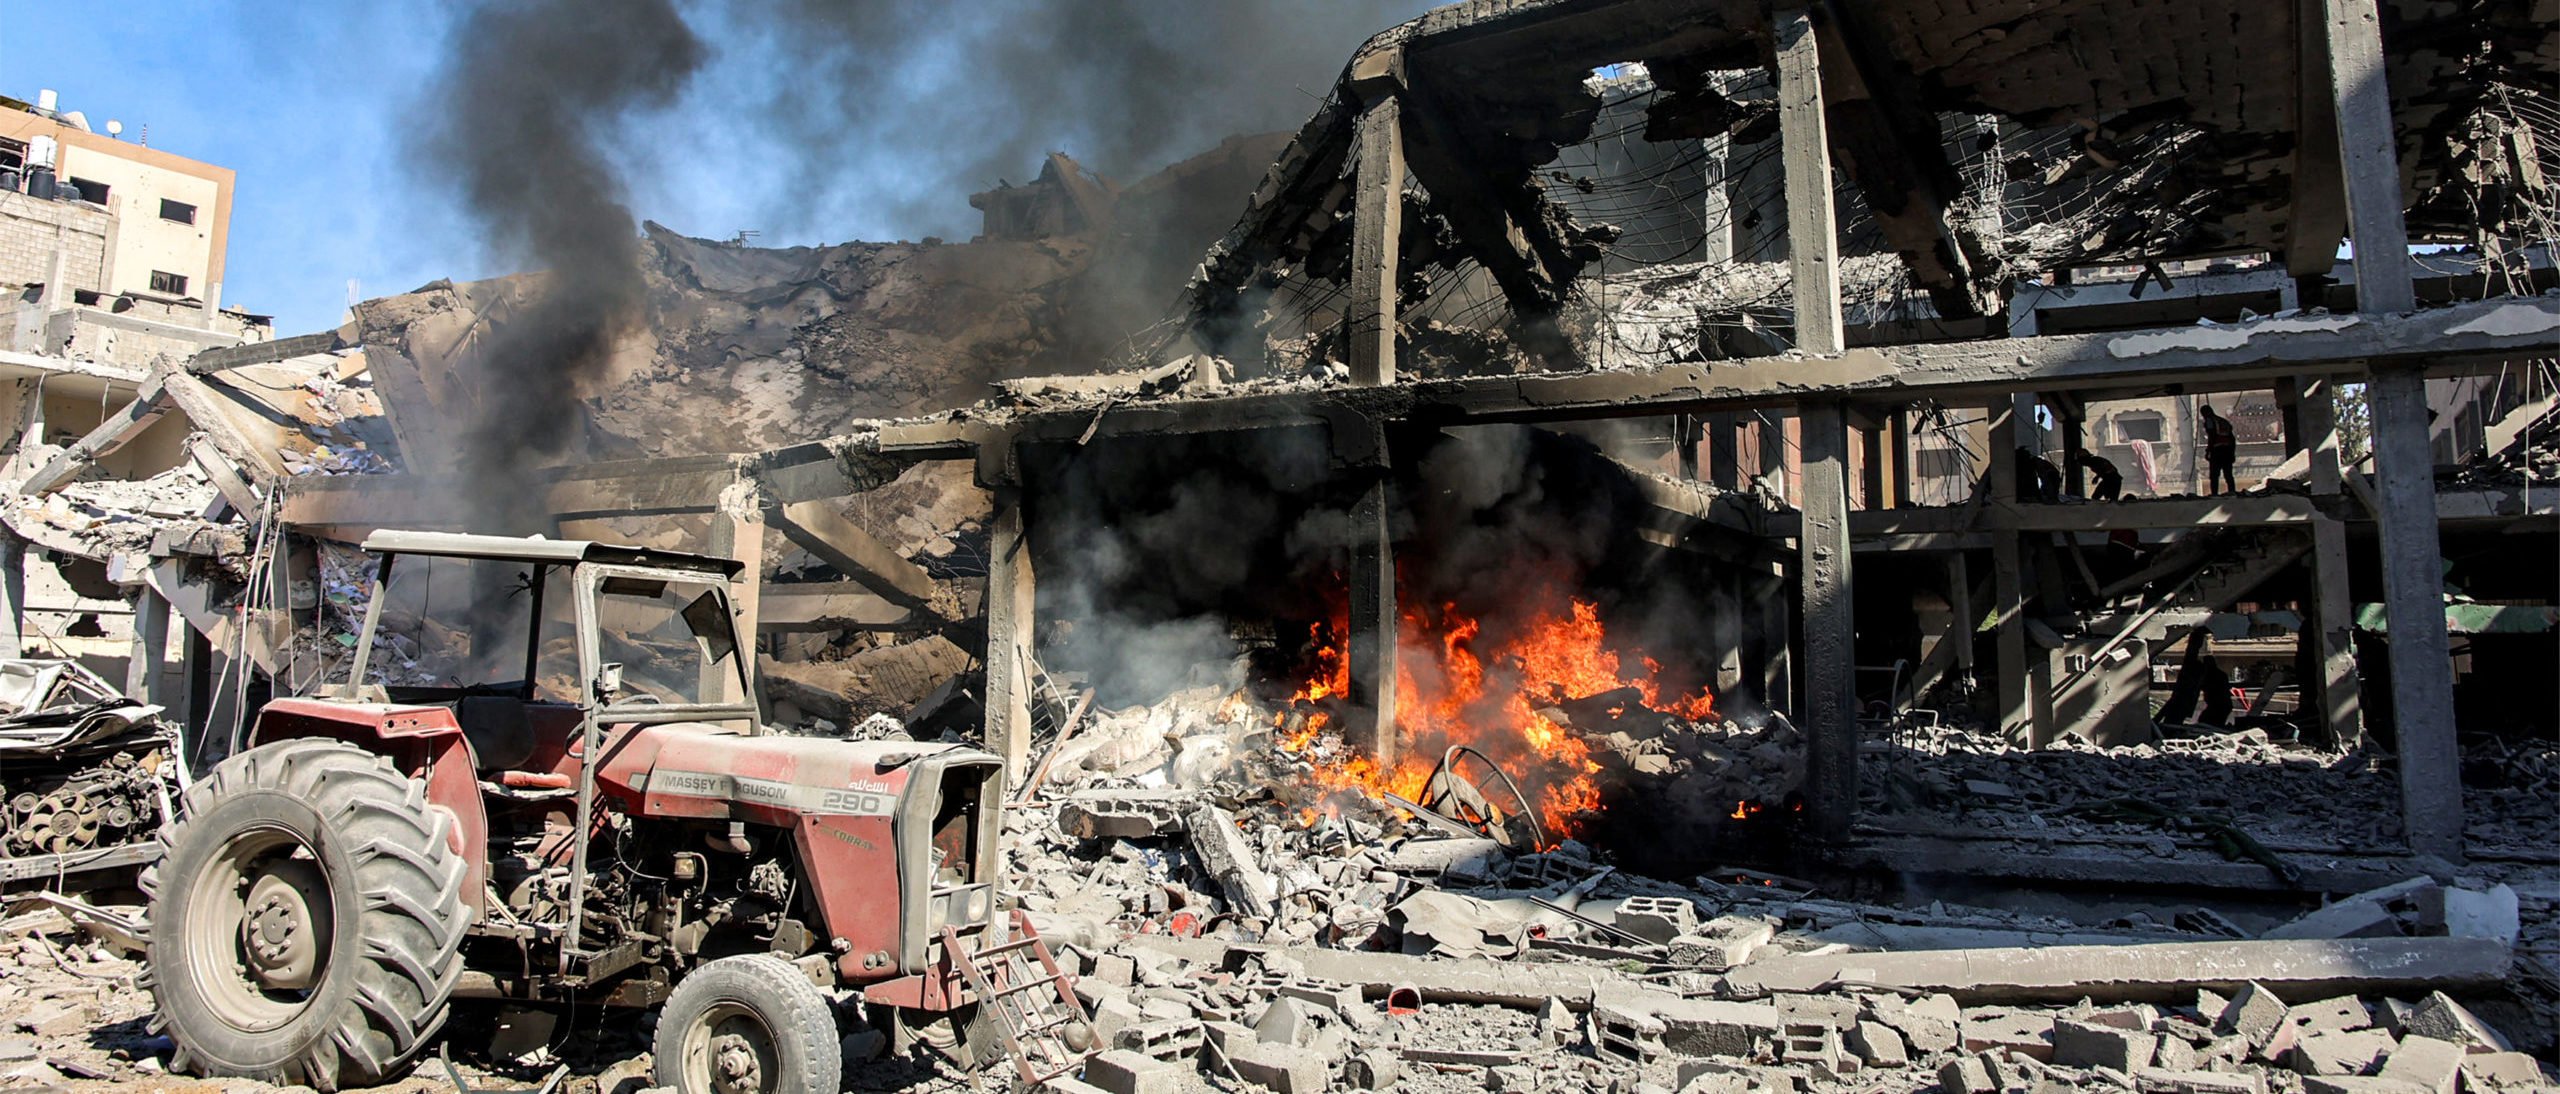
[
  {"x1": 758, "y1": 583, "x2": 909, "y2": 632},
  {"x1": 1724, "y1": 936, "x2": 2509, "y2": 1006},
  {"x1": 769, "y1": 500, "x2": 941, "y2": 614},
  {"x1": 1796, "y1": 402, "x2": 1856, "y2": 843},
  {"x1": 19, "y1": 377, "x2": 169, "y2": 497},
  {"x1": 185, "y1": 330, "x2": 345, "y2": 376},
  {"x1": 1008, "y1": 297, "x2": 2559, "y2": 444},
  {"x1": 1775, "y1": 8, "x2": 1845, "y2": 356}
]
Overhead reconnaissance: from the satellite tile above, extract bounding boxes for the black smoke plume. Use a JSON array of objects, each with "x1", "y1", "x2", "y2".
[
  {"x1": 417, "y1": 0, "x2": 704, "y2": 526},
  {"x1": 746, "y1": 0, "x2": 1429, "y2": 239}
]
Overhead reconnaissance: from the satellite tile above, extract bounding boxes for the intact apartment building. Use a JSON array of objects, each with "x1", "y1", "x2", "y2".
[{"x1": 0, "y1": 88, "x2": 268, "y2": 688}]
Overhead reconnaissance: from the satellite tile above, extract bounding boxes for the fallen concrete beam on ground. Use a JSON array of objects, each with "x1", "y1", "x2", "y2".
[
  {"x1": 1721, "y1": 936, "x2": 2509, "y2": 1005},
  {"x1": 1122, "y1": 935, "x2": 1643, "y2": 1009}
]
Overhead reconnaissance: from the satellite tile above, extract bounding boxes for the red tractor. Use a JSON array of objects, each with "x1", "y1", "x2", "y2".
[{"x1": 144, "y1": 531, "x2": 1088, "y2": 1093}]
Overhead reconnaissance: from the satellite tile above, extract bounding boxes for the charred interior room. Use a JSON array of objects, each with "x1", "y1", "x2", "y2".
[{"x1": 2, "y1": 0, "x2": 2556, "y2": 1090}]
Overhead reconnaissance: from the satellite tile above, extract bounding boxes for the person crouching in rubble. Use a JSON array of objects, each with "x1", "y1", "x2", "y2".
[
  {"x1": 2199, "y1": 403, "x2": 2239, "y2": 495},
  {"x1": 2069, "y1": 449, "x2": 2124, "y2": 501}
]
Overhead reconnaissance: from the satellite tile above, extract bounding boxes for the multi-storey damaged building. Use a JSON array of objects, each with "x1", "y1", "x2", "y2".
[{"x1": 8, "y1": 0, "x2": 2558, "y2": 904}]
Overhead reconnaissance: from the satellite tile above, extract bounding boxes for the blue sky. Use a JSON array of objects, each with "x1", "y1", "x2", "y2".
[
  {"x1": 3, "y1": 2, "x2": 1426, "y2": 338},
  {"x1": 0, "y1": 2, "x2": 1086, "y2": 336}
]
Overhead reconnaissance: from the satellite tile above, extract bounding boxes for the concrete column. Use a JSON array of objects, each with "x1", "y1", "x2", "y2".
[
  {"x1": 1775, "y1": 7, "x2": 1845, "y2": 356},
  {"x1": 1708, "y1": 413, "x2": 1742, "y2": 492},
  {"x1": 1798, "y1": 402, "x2": 1857, "y2": 843},
  {"x1": 2370, "y1": 365, "x2": 2461, "y2": 857},
  {"x1": 1988, "y1": 400, "x2": 2032, "y2": 744},
  {"x1": 1855, "y1": 421, "x2": 1886, "y2": 511},
  {"x1": 2295, "y1": 376, "x2": 2364, "y2": 748},
  {"x1": 1346, "y1": 468, "x2": 1399, "y2": 767},
  {"x1": 1889, "y1": 409, "x2": 1915, "y2": 508},
  {"x1": 1758, "y1": 414, "x2": 1790, "y2": 504},
  {"x1": 983, "y1": 488, "x2": 1038, "y2": 781},
  {"x1": 1757, "y1": 570, "x2": 1793, "y2": 715},
  {"x1": 1348, "y1": 97, "x2": 1406, "y2": 386},
  {"x1": 1944, "y1": 553, "x2": 1975, "y2": 674},
  {"x1": 2305, "y1": 515, "x2": 2365, "y2": 749},
  {"x1": 126, "y1": 589, "x2": 169, "y2": 705},
  {"x1": 2317, "y1": 0, "x2": 2415, "y2": 314},
  {"x1": 708, "y1": 478, "x2": 767, "y2": 708},
  {"x1": 1674, "y1": 414, "x2": 1701, "y2": 480},
  {"x1": 1710, "y1": 572, "x2": 1745, "y2": 695}
]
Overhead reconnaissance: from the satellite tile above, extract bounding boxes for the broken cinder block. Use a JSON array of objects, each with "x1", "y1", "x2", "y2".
[
  {"x1": 1670, "y1": 916, "x2": 1777, "y2": 969},
  {"x1": 1847, "y1": 1020, "x2": 1908, "y2": 1069},
  {"x1": 1613, "y1": 895, "x2": 1701, "y2": 945},
  {"x1": 2289, "y1": 1029, "x2": 2396, "y2": 1076},
  {"x1": 1057, "y1": 790, "x2": 1197, "y2": 840}
]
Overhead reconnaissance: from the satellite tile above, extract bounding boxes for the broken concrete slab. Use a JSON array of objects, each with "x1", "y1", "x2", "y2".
[
  {"x1": 2395, "y1": 991, "x2": 2512, "y2": 1052},
  {"x1": 1057, "y1": 790, "x2": 1196, "y2": 840},
  {"x1": 2290, "y1": 1029, "x2": 2397, "y2": 1076},
  {"x1": 1872, "y1": 992, "x2": 1963, "y2": 1054},
  {"x1": 1722, "y1": 937, "x2": 2510, "y2": 1005},
  {"x1": 1962, "y1": 1008, "x2": 2057, "y2": 1061},
  {"x1": 1939, "y1": 1054, "x2": 1996, "y2": 1094},
  {"x1": 2440, "y1": 884, "x2": 2519, "y2": 948},
  {"x1": 2291, "y1": 995, "x2": 2376, "y2": 1035},
  {"x1": 1379, "y1": 837, "x2": 1508, "y2": 879},
  {"x1": 1847, "y1": 1020, "x2": 1909, "y2": 1068},
  {"x1": 2301, "y1": 1079, "x2": 2429, "y2": 1094},
  {"x1": 1123, "y1": 934, "x2": 1640, "y2": 1009},
  {"x1": 2053, "y1": 1017, "x2": 2159, "y2": 1072},
  {"x1": 1186, "y1": 804, "x2": 1277, "y2": 918},
  {"x1": 1225, "y1": 1040, "x2": 1327, "y2": 1094},
  {"x1": 1253, "y1": 996, "x2": 1321, "y2": 1047},
  {"x1": 2217, "y1": 982, "x2": 2291, "y2": 1049},
  {"x1": 1083, "y1": 1048, "x2": 1184, "y2": 1094},
  {"x1": 2264, "y1": 878, "x2": 2438, "y2": 941},
  {"x1": 2136, "y1": 1069, "x2": 2267, "y2": 1094},
  {"x1": 2459, "y1": 1051, "x2": 2552, "y2": 1090},
  {"x1": 2373, "y1": 1035, "x2": 2463, "y2": 1094}
]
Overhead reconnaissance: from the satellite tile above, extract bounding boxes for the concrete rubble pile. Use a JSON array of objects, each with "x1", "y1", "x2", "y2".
[
  {"x1": 990, "y1": 690, "x2": 2557, "y2": 1093},
  {"x1": 1861, "y1": 720, "x2": 2560, "y2": 867}
]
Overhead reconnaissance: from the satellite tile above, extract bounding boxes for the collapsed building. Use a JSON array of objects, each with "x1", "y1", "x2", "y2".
[{"x1": 0, "y1": 0, "x2": 2555, "y2": 1090}]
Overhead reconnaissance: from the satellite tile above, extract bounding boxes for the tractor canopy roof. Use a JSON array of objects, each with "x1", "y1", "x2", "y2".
[{"x1": 358, "y1": 530, "x2": 746, "y2": 578}]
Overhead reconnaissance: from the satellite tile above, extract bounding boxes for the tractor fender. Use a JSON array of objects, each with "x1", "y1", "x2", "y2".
[{"x1": 248, "y1": 698, "x2": 488, "y2": 916}]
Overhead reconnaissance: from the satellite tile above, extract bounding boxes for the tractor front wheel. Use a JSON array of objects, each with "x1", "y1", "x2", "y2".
[
  {"x1": 144, "y1": 738, "x2": 468, "y2": 1091},
  {"x1": 655, "y1": 955, "x2": 841, "y2": 1094}
]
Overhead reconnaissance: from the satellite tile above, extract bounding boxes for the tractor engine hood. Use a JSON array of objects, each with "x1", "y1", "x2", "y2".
[{"x1": 597, "y1": 725, "x2": 1006, "y2": 982}]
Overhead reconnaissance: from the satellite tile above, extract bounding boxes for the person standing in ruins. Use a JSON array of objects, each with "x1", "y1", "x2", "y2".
[{"x1": 2199, "y1": 403, "x2": 2238, "y2": 495}]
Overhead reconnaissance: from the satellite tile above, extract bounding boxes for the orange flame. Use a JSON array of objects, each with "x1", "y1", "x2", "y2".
[{"x1": 1275, "y1": 591, "x2": 1716, "y2": 838}]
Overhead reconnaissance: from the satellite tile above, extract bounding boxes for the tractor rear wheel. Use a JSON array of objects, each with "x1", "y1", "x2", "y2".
[
  {"x1": 655, "y1": 955, "x2": 841, "y2": 1094},
  {"x1": 144, "y1": 738, "x2": 468, "y2": 1091}
]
